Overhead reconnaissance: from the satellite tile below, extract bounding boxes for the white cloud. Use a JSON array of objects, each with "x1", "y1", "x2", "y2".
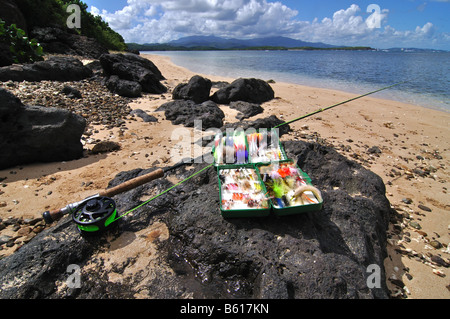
[{"x1": 90, "y1": 1, "x2": 449, "y2": 49}]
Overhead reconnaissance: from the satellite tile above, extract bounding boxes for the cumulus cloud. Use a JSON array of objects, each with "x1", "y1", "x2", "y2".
[{"x1": 89, "y1": 1, "x2": 449, "y2": 49}]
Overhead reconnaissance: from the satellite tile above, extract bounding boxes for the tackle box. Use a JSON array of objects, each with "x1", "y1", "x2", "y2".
[
  {"x1": 213, "y1": 130, "x2": 322, "y2": 218},
  {"x1": 256, "y1": 160, "x2": 323, "y2": 216},
  {"x1": 217, "y1": 165, "x2": 272, "y2": 218}
]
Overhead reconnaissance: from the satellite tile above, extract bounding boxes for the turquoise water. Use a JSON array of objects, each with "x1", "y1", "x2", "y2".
[{"x1": 143, "y1": 50, "x2": 450, "y2": 112}]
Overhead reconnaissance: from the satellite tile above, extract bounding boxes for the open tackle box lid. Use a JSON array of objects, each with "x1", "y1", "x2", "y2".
[{"x1": 211, "y1": 128, "x2": 287, "y2": 166}]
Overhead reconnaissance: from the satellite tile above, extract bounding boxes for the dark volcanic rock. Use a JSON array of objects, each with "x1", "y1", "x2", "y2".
[
  {"x1": 99, "y1": 53, "x2": 166, "y2": 94},
  {"x1": 30, "y1": 26, "x2": 109, "y2": 59},
  {"x1": 172, "y1": 75, "x2": 212, "y2": 103},
  {"x1": 0, "y1": 88, "x2": 85, "y2": 169},
  {"x1": 0, "y1": 138, "x2": 391, "y2": 299},
  {"x1": 211, "y1": 78, "x2": 275, "y2": 104},
  {"x1": 229, "y1": 100, "x2": 264, "y2": 120},
  {"x1": 161, "y1": 100, "x2": 225, "y2": 130},
  {"x1": 61, "y1": 85, "x2": 82, "y2": 99},
  {"x1": 105, "y1": 75, "x2": 142, "y2": 98},
  {"x1": 0, "y1": 56, "x2": 93, "y2": 82},
  {"x1": 130, "y1": 109, "x2": 158, "y2": 123}
]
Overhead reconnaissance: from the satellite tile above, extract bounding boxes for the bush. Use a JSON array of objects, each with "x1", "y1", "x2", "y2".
[{"x1": 0, "y1": 19, "x2": 44, "y2": 64}]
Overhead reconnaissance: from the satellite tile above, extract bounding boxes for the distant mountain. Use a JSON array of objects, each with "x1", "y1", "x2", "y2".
[
  {"x1": 167, "y1": 35, "x2": 336, "y2": 49},
  {"x1": 128, "y1": 35, "x2": 344, "y2": 51}
]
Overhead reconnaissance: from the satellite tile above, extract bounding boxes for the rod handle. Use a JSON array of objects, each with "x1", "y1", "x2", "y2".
[
  {"x1": 99, "y1": 168, "x2": 164, "y2": 198},
  {"x1": 43, "y1": 209, "x2": 64, "y2": 224}
]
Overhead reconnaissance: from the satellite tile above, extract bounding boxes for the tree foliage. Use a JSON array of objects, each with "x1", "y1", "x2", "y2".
[
  {"x1": 0, "y1": 19, "x2": 44, "y2": 64},
  {"x1": 15, "y1": 0, "x2": 126, "y2": 51}
]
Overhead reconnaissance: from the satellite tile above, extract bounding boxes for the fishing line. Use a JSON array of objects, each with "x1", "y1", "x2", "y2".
[
  {"x1": 107, "y1": 81, "x2": 409, "y2": 223},
  {"x1": 112, "y1": 163, "x2": 214, "y2": 222},
  {"x1": 273, "y1": 81, "x2": 409, "y2": 129}
]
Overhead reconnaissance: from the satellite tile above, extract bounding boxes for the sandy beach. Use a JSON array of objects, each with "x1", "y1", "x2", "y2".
[{"x1": 0, "y1": 53, "x2": 449, "y2": 299}]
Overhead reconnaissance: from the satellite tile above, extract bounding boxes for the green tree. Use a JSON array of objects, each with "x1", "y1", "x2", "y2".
[{"x1": 14, "y1": 0, "x2": 126, "y2": 51}]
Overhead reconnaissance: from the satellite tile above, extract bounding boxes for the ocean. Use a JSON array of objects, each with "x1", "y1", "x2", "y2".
[{"x1": 143, "y1": 50, "x2": 450, "y2": 112}]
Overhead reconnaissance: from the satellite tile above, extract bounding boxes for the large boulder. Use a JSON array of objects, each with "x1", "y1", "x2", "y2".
[
  {"x1": 30, "y1": 26, "x2": 109, "y2": 59},
  {"x1": 160, "y1": 100, "x2": 225, "y2": 130},
  {"x1": 0, "y1": 56, "x2": 92, "y2": 82},
  {"x1": 0, "y1": 137, "x2": 391, "y2": 299},
  {"x1": 211, "y1": 78, "x2": 275, "y2": 104},
  {"x1": 99, "y1": 53, "x2": 167, "y2": 95},
  {"x1": 0, "y1": 88, "x2": 86, "y2": 169},
  {"x1": 172, "y1": 75, "x2": 212, "y2": 103}
]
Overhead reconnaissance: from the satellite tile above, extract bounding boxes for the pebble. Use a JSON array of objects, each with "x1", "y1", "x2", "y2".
[
  {"x1": 23, "y1": 217, "x2": 42, "y2": 225},
  {"x1": 91, "y1": 141, "x2": 121, "y2": 154},
  {"x1": 0, "y1": 80, "x2": 132, "y2": 128},
  {"x1": 17, "y1": 226, "x2": 32, "y2": 236},
  {"x1": 402, "y1": 198, "x2": 413, "y2": 205},
  {"x1": 418, "y1": 204, "x2": 432, "y2": 212},
  {"x1": 430, "y1": 255, "x2": 449, "y2": 267},
  {"x1": 429, "y1": 240, "x2": 442, "y2": 249},
  {"x1": 409, "y1": 221, "x2": 422, "y2": 230},
  {"x1": 0, "y1": 235, "x2": 12, "y2": 245},
  {"x1": 432, "y1": 269, "x2": 446, "y2": 277},
  {"x1": 367, "y1": 146, "x2": 382, "y2": 154},
  {"x1": 0, "y1": 201, "x2": 6, "y2": 208}
]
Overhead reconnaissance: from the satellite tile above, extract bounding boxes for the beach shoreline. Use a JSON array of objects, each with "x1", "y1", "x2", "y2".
[
  {"x1": 0, "y1": 53, "x2": 449, "y2": 299},
  {"x1": 144, "y1": 51, "x2": 450, "y2": 114}
]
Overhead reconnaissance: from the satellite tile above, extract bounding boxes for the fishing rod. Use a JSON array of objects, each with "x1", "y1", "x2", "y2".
[
  {"x1": 41, "y1": 81, "x2": 407, "y2": 235},
  {"x1": 42, "y1": 160, "x2": 192, "y2": 233},
  {"x1": 273, "y1": 81, "x2": 408, "y2": 129}
]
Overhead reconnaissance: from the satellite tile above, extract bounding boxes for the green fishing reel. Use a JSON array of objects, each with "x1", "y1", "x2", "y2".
[{"x1": 72, "y1": 196, "x2": 117, "y2": 234}]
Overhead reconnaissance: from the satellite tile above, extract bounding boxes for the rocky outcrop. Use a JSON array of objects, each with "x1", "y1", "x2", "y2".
[
  {"x1": 172, "y1": 75, "x2": 212, "y2": 103},
  {"x1": 0, "y1": 56, "x2": 93, "y2": 82},
  {"x1": 100, "y1": 53, "x2": 167, "y2": 95},
  {"x1": 211, "y1": 78, "x2": 275, "y2": 104},
  {"x1": 0, "y1": 135, "x2": 391, "y2": 299},
  {"x1": 159, "y1": 100, "x2": 225, "y2": 130},
  {"x1": 0, "y1": 88, "x2": 86, "y2": 169},
  {"x1": 30, "y1": 26, "x2": 109, "y2": 59}
]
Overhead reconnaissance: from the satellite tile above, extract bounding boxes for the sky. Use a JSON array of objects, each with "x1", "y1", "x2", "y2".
[{"x1": 82, "y1": 0, "x2": 450, "y2": 50}]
